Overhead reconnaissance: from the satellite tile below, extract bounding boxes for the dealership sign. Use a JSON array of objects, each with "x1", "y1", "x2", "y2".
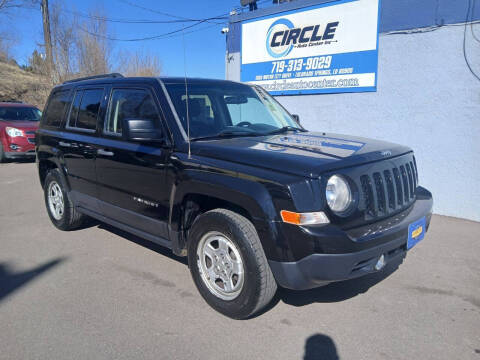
[{"x1": 241, "y1": 0, "x2": 380, "y2": 95}]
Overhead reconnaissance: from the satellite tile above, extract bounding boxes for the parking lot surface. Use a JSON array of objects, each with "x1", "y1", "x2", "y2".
[{"x1": 0, "y1": 161, "x2": 479, "y2": 360}]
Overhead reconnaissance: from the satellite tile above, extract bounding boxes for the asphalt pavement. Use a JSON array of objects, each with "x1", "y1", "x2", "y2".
[{"x1": 0, "y1": 161, "x2": 479, "y2": 360}]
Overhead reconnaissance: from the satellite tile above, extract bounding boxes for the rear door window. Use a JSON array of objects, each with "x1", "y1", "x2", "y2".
[
  {"x1": 76, "y1": 89, "x2": 103, "y2": 130},
  {"x1": 67, "y1": 88, "x2": 104, "y2": 131},
  {"x1": 43, "y1": 90, "x2": 70, "y2": 127},
  {"x1": 68, "y1": 90, "x2": 82, "y2": 127}
]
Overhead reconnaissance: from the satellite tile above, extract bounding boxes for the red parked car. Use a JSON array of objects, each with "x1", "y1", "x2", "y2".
[{"x1": 0, "y1": 102, "x2": 42, "y2": 162}]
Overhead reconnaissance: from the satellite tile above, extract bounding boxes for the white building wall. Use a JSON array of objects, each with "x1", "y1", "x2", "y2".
[
  {"x1": 227, "y1": 24, "x2": 480, "y2": 221},
  {"x1": 273, "y1": 26, "x2": 480, "y2": 221}
]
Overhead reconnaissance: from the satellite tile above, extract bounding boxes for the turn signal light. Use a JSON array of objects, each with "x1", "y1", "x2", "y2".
[{"x1": 280, "y1": 210, "x2": 329, "y2": 225}]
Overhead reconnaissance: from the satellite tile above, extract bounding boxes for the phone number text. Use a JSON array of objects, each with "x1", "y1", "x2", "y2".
[{"x1": 271, "y1": 56, "x2": 332, "y2": 73}]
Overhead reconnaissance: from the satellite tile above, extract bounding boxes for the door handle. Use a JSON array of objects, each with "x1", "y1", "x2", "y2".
[
  {"x1": 97, "y1": 149, "x2": 114, "y2": 156},
  {"x1": 59, "y1": 141, "x2": 71, "y2": 147}
]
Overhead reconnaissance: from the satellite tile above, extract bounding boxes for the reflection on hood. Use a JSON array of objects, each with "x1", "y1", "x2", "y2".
[{"x1": 263, "y1": 133, "x2": 365, "y2": 158}]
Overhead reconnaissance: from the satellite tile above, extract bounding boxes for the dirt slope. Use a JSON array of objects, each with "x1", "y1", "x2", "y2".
[{"x1": 0, "y1": 60, "x2": 51, "y2": 109}]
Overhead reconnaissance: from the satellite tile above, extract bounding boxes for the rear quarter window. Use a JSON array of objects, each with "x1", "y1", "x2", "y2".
[{"x1": 43, "y1": 90, "x2": 71, "y2": 127}]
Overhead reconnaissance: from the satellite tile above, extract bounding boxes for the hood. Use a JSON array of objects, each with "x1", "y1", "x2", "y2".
[
  {"x1": 191, "y1": 131, "x2": 412, "y2": 178},
  {"x1": 0, "y1": 120, "x2": 39, "y2": 130}
]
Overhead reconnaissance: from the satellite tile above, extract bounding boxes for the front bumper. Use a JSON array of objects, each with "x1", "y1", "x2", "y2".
[
  {"x1": 4, "y1": 150, "x2": 36, "y2": 159},
  {"x1": 269, "y1": 188, "x2": 433, "y2": 290},
  {"x1": 2, "y1": 135, "x2": 36, "y2": 158}
]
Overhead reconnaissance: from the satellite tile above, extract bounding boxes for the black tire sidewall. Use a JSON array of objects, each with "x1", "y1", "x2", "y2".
[
  {"x1": 43, "y1": 169, "x2": 74, "y2": 230},
  {"x1": 188, "y1": 211, "x2": 264, "y2": 319},
  {"x1": 0, "y1": 142, "x2": 5, "y2": 163}
]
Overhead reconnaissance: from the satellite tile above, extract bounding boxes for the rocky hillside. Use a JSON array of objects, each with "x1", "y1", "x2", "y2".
[{"x1": 0, "y1": 60, "x2": 51, "y2": 109}]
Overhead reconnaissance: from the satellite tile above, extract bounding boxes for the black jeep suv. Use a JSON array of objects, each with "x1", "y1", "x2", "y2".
[{"x1": 37, "y1": 74, "x2": 433, "y2": 319}]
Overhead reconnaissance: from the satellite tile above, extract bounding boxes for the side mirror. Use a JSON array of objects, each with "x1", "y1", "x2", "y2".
[
  {"x1": 292, "y1": 114, "x2": 300, "y2": 124},
  {"x1": 124, "y1": 118, "x2": 164, "y2": 143}
]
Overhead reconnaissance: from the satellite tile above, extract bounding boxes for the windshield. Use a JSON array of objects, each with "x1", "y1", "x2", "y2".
[
  {"x1": 164, "y1": 82, "x2": 303, "y2": 140},
  {"x1": 0, "y1": 106, "x2": 42, "y2": 121}
]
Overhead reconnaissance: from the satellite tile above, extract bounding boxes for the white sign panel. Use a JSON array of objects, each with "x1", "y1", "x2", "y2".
[{"x1": 240, "y1": 0, "x2": 380, "y2": 95}]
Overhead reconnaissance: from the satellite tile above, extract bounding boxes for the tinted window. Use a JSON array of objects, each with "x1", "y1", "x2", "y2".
[
  {"x1": 44, "y1": 90, "x2": 70, "y2": 127},
  {"x1": 165, "y1": 83, "x2": 300, "y2": 139},
  {"x1": 105, "y1": 88, "x2": 160, "y2": 135},
  {"x1": 167, "y1": 90, "x2": 219, "y2": 138},
  {"x1": 0, "y1": 107, "x2": 42, "y2": 121},
  {"x1": 76, "y1": 89, "x2": 103, "y2": 130},
  {"x1": 68, "y1": 90, "x2": 83, "y2": 127}
]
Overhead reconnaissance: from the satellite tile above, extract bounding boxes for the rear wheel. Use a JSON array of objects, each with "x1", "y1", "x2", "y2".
[
  {"x1": 188, "y1": 209, "x2": 277, "y2": 319},
  {"x1": 43, "y1": 169, "x2": 86, "y2": 230}
]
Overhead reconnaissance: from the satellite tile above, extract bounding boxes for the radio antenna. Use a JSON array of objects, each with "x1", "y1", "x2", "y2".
[{"x1": 182, "y1": 25, "x2": 191, "y2": 159}]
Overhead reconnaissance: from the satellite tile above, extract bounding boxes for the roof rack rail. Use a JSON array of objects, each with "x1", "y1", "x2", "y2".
[{"x1": 62, "y1": 73, "x2": 124, "y2": 84}]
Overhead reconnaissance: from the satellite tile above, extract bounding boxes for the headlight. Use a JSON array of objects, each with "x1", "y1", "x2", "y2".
[
  {"x1": 326, "y1": 175, "x2": 352, "y2": 213},
  {"x1": 6, "y1": 127, "x2": 24, "y2": 137}
]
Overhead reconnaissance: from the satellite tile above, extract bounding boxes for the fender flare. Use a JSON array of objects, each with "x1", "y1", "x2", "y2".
[
  {"x1": 168, "y1": 170, "x2": 281, "y2": 258},
  {"x1": 37, "y1": 147, "x2": 70, "y2": 191}
]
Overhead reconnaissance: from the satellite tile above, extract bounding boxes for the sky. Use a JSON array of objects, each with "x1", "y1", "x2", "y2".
[{"x1": 0, "y1": 0, "x2": 272, "y2": 79}]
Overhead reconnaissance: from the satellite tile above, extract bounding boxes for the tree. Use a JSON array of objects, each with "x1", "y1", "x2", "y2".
[
  {"x1": 0, "y1": 0, "x2": 34, "y2": 62},
  {"x1": 0, "y1": 32, "x2": 16, "y2": 62},
  {"x1": 40, "y1": 0, "x2": 54, "y2": 78},
  {"x1": 76, "y1": 10, "x2": 112, "y2": 76},
  {"x1": 50, "y1": 1, "x2": 76, "y2": 81},
  {"x1": 0, "y1": 0, "x2": 27, "y2": 12},
  {"x1": 118, "y1": 50, "x2": 162, "y2": 77},
  {"x1": 1, "y1": 1, "x2": 163, "y2": 81},
  {"x1": 27, "y1": 49, "x2": 47, "y2": 73}
]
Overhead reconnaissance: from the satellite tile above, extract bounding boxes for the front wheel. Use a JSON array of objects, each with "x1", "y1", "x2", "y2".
[{"x1": 188, "y1": 209, "x2": 277, "y2": 319}]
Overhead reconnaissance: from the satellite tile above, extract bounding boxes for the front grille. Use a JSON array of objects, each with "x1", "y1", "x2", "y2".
[
  {"x1": 25, "y1": 131, "x2": 36, "y2": 135},
  {"x1": 359, "y1": 154, "x2": 418, "y2": 221},
  {"x1": 383, "y1": 170, "x2": 395, "y2": 210},
  {"x1": 27, "y1": 137, "x2": 36, "y2": 144}
]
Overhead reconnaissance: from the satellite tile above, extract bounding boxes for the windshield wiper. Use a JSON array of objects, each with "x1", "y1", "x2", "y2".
[
  {"x1": 191, "y1": 130, "x2": 263, "y2": 142},
  {"x1": 265, "y1": 126, "x2": 307, "y2": 135}
]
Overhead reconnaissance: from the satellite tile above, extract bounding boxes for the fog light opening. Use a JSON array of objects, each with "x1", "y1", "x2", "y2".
[
  {"x1": 9, "y1": 144, "x2": 19, "y2": 150},
  {"x1": 374, "y1": 254, "x2": 386, "y2": 271}
]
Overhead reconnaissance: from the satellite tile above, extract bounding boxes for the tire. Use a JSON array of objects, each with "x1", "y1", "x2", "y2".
[
  {"x1": 43, "y1": 168, "x2": 86, "y2": 230},
  {"x1": 0, "y1": 142, "x2": 6, "y2": 163},
  {"x1": 188, "y1": 209, "x2": 277, "y2": 319}
]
